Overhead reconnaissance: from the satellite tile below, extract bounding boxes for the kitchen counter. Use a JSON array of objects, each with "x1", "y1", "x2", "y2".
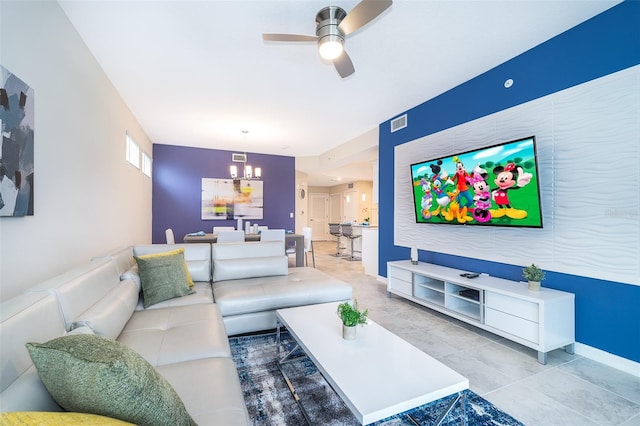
[{"x1": 341, "y1": 224, "x2": 378, "y2": 276}]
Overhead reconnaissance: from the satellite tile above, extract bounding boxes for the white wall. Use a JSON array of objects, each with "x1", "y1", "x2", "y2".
[
  {"x1": 294, "y1": 169, "x2": 309, "y2": 234},
  {"x1": 0, "y1": 1, "x2": 152, "y2": 300},
  {"x1": 394, "y1": 66, "x2": 639, "y2": 286}
]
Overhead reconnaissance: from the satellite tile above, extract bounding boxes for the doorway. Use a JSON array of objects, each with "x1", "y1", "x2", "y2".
[{"x1": 309, "y1": 193, "x2": 329, "y2": 240}]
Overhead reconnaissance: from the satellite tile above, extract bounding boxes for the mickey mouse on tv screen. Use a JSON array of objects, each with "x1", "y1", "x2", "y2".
[{"x1": 411, "y1": 137, "x2": 543, "y2": 228}]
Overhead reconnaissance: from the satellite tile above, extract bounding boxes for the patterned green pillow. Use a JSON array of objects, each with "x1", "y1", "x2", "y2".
[
  {"x1": 26, "y1": 334, "x2": 197, "y2": 426},
  {"x1": 134, "y1": 250, "x2": 195, "y2": 308}
]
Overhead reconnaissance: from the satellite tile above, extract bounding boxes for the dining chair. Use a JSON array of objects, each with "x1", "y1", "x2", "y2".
[
  {"x1": 165, "y1": 228, "x2": 175, "y2": 244},
  {"x1": 213, "y1": 226, "x2": 235, "y2": 234},
  {"x1": 260, "y1": 229, "x2": 296, "y2": 259},
  {"x1": 302, "y1": 227, "x2": 315, "y2": 268},
  {"x1": 216, "y1": 230, "x2": 245, "y2": 243},
  {"x1": 259, "y1": 229, "x2": 285, "y2": 241}
]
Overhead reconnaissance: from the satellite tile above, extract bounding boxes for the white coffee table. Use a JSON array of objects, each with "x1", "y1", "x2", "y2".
[{"x1": 276, "y1": 302, "x2": 469, "y2": 425}]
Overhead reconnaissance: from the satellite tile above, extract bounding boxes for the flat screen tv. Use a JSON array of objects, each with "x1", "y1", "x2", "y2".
[{"x1": 410, "y1": 136, "x2": 543, "y2": 228}]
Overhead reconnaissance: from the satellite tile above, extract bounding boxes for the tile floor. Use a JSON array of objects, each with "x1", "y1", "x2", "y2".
[{"x1": 302, "y1": 241, "x2": 640, "y2": 426}]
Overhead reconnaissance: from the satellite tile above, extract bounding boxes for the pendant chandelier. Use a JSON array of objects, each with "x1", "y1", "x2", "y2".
[{"x1": 229, "y1": 130, "x2": 261, "y2": 180}]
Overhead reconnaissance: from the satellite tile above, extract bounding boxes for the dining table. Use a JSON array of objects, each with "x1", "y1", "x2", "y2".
[{"x1": 182, "y1": 232, "x2": 305, "y2": 267}]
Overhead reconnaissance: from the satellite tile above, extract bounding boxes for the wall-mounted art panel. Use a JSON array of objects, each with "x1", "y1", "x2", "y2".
[
  {"x1": 1, "y1": 65, "x2": 34, "y2": 217},
  {"x1": 201, "y1": 178, "x2": 263, "y2": 220},
  {"x1": 394, "y1": 66, "x2": 639, "y2": 286}
]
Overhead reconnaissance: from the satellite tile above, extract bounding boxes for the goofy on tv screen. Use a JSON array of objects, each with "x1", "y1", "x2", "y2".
[{"x1": 410, "y1": 136, "x2": 543, "y2": 228}]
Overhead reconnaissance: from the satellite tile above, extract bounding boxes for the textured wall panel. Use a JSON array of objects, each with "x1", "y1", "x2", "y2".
[
  {"x1": 551, "y1": 69, "x2": 639, "y2": 280},
  {"x1": 395, "y1": 66, "x2": 639, "y2": 285}
]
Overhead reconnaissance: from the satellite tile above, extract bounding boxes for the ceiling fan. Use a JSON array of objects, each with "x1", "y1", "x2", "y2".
[{"x1": 263, "y1": 0, "x2": 393, "y2": 78}]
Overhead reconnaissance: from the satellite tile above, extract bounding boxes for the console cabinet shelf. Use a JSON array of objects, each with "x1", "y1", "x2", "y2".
[{"x1": 387, "y1": 260, "x2": 575, "y2": 364}]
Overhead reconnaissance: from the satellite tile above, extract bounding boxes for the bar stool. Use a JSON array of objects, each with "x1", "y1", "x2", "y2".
[
  {"x1": 328, "y1": 223, "x2": 345, "y2": 257},
  {"x1": 340, "y1": 223, "x2": 361, "y2": 261}
]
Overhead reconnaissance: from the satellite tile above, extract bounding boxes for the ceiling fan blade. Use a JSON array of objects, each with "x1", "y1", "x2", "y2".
[
  {"x1": 262, "y1": 33, "x2": 318, "y2": 42},
  {"x1": 334, "y1": 51, "x2": 355, "y2": 78},
  {"x1": 339, "y1": 0, "x2": 392, "y2": 36}
]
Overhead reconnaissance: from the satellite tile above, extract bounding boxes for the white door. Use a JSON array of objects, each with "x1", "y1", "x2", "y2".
[
  {"x1": 343, "y1": 190, "x2": 358, "y2": 222},
  {"x1": 309, "y1": 193, "x2": 329, "y2": 240},
  {"x1": 330, "y1": 193, "x2": 342, "y2": 224}
]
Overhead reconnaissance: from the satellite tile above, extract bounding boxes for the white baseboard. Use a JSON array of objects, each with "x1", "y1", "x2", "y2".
[{"x1": 575, "y1": 343, "x2": 640, "y2": 377}]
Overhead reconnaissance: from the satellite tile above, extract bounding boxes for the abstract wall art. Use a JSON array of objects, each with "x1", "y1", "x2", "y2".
[
  {"x1": 1, "y1": 65, "x2": 34, "y2": 217},
  {"x1": 201, "y1": 178, "x2": 263, "y2": 220}
]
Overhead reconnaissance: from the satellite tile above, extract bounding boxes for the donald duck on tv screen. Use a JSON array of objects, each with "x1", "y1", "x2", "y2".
[{"x1": 410, "y1": 136, "x2": 543, "y2": 228}]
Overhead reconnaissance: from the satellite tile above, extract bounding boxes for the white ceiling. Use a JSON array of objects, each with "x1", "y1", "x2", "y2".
[{"x1": 58, "y1": 0, "x2": 619, "y2": 186}]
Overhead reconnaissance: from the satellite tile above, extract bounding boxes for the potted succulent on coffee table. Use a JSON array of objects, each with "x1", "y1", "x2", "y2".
[
  {"x1": 523, "y1": 263, "x2": 545, "y2": 291},
  {"x1": 337, "y1": 300, "x2": 368, "y2": 340}
]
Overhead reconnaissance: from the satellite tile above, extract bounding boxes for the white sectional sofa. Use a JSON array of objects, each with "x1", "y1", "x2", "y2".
[{"x1": 0, "y1": 241, "x2": 353, "y2": 425}]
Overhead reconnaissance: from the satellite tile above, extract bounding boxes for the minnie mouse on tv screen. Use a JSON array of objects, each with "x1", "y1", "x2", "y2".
[{"x1": 410, "y1": 136, "x2": 543, "y2": 228}]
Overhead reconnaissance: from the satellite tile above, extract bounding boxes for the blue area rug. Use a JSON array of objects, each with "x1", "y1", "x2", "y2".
[{"x1": 229, "y1": 331, "x2": 524, "y2": 425}]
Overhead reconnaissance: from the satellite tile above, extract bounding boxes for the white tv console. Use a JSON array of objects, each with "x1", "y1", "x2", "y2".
[{"x1": 387, "y1": 260, "x2": 575, "y2": 364}]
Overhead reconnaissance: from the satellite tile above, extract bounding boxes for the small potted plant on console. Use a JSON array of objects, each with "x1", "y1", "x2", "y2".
[
  {"x1": 523, "y1": 263, "x2": 545, "y2": 291},
  {"x1": 337, "y1": 300, "x2": 368, "y2": 340}
]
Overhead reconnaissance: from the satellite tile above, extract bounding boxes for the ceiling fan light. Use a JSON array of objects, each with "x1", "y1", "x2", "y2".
[{"x1": 319, "y1": 37, "x2": 344, "y2": 60}]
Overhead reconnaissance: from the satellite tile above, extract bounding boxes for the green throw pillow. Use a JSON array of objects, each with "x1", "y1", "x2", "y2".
[
  {"x1": 26, "y1": 334, "x2": 197, "y2": 426},
  {"x1": 134, "y1": 250, "x2": 195, "y2": 308}
]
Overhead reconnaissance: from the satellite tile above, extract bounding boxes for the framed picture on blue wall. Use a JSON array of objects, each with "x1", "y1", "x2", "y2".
[{"x1": 201, "y1": 178, "x2": 263, "y2": 220}]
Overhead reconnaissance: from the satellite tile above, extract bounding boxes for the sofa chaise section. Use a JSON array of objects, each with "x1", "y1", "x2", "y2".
[
  {"x1": 155, "y1": 357, "x2": 249, "y2": 425},
  {"x1": 211, "y1": 241, "x2": 353, "y2": 335}
]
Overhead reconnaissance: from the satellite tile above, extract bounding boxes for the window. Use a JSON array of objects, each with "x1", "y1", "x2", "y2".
[
  {"x1": 126, "y1": 134, "x2": 140, "y2": 168},
  {"x1": 142, "y1": 151, "x2": 152, "y2": 177}
]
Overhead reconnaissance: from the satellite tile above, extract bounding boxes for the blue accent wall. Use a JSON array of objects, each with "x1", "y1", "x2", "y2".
[
  {"x1": 152, "y1": 144, "x2": 295, "y2": 243},
  {"x1": 378, "y1": 2, "x2": 640, "y2": 362}
]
